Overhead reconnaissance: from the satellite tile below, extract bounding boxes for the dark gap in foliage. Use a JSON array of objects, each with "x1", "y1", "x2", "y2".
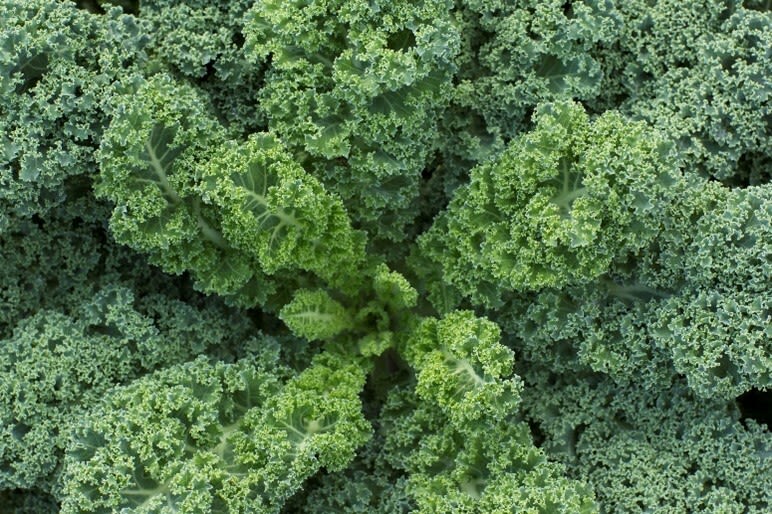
[
  {"x1": 232, "y1": 31, "x2": 246, "y2": 49},
  {"x1": 13, "y1": 53, "x2": 48, "y2": 94},
  {"x1": 202, "y1": 60, "x2": 217, "y2": 82},
  {"x1": 719, "y1": 53, "x2": 737, "y2": 71},
  {"x1": 576, "y1": 100, "x2": 596, "y2": 119},
  {"x1": 572, "y1": 423, "x2": 588, "y2": 452},
  {"x1": 254, "y1": 309, "x2": 287, "y2": 337},
  {"x1": 562, "y1": 1, "x2": 574, "y2": 19},
  {"x1": 528, "y1": 420, "x2": 546, "y2": 448},
  {"x1": 420, "y1": 165, "x2": 433, "y2": 182},
  {"x1": 62, "y1": 174, "x2": 95, "y2": 203},
  {"x1": 9, "y1": 160, "x2": 21, "y2": 182},
  {"x1": 125, "y1": 0, "x2": 141, "y2": 15},
  {"x1": 387, "y1": 29, "x2": 417, "y2": 51},
  {"x1": 73, "y1": 52, "x2": 92, "y2": 70},
  {"x1": 410, "y1": 153, "x2": 452, "y2": 242},
  {"x1": 11, "y1": 423, "x2": 30, "y2": 440},
  {"x1": 29, "y1": 214, "x2": 45, "y2": 228},
  {"x1": 74, "y1": 0, "x2": 105, "y2": 14},
  {"x1": 723, "y1": 151, "x2": 772, "y2": 188},
  {"x1": 175, "y1": 271, "x2": 219, "y2": 306},
  {"x1": 362, "y1": 349, "x2": 412, "y2": 420},
  {"x1": 737, "y1": 388, "x2": 772, "y2": 428},
  {"x1": 717, "y1": 0, "x2": 738, "y2": 21},
  {"x1": 523, "y1": 106, "x2": 536, "y2": 128},
  {"x1": 74, "y1": 0, "x2": 139, "y2": 15},
  {"x1": 0, "y1": 488, "x2": 60, "y2": 513},
  {"x1": 744, "y1": 0, "x2": 772, "y2": 11}
]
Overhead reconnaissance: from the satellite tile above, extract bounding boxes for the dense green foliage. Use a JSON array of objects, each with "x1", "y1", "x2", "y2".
[{"x1": 1, "y1": 1, "x2": 769, "y2": 513}]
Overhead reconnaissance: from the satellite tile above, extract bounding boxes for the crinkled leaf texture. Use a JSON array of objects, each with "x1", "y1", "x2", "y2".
[{"x1": 61, "y1": 351, "x2": 370, "y2": 514}]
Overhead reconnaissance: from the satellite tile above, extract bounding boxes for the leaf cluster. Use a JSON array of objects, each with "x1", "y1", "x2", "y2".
[{"x1": 1, "y1": 1, "x2": 769, "y2": 513}]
